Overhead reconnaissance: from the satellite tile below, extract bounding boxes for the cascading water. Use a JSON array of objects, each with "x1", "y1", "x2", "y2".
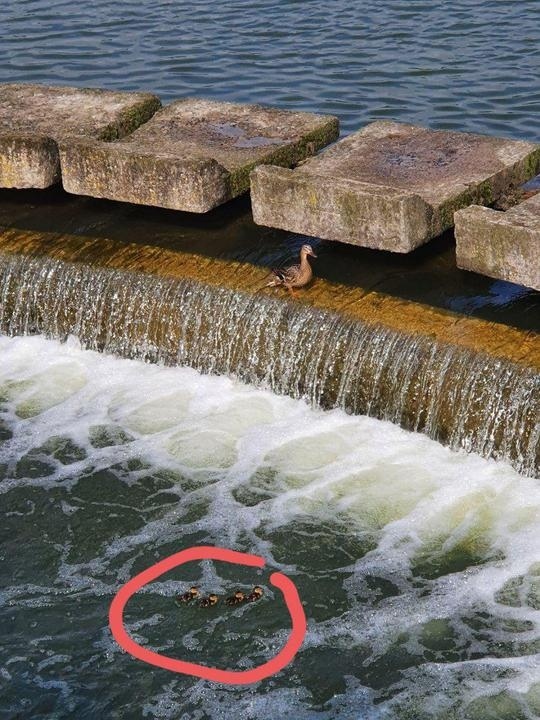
[
  {"x1": 0, "y1": 251, "x2": 537, "y2": 477},
  {"x1": 2, "y1": 334, "x2": 540, "y2": 719}
]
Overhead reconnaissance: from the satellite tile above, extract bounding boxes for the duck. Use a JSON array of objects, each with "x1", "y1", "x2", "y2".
[
  {"x1": 225, "y1": 590, "x2": 246, "y2": 606},
  {"x1": 199, "y1": 593, "x2": 219, "y2": 608},
  {"x1": 175, "y1": 586, "x2": 199, "y2": 606},
  {"x1": 264, "y1": 244, "x2": 317, "y2": 297},
  {"x1": 245, "y1": 586, "x2": 264, "y2": 602}
]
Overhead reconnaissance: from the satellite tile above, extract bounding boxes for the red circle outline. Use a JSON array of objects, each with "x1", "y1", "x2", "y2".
[{"x1": 109, "y1": 546, "x2": 307, "y2": 684}]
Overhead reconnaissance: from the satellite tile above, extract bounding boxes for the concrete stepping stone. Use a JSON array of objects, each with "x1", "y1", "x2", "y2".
[
  {"x1": 0, "y1": 83, "x2": 161, "y2": 189},
  {"x1": 59, "y1": 99, "x2": 339, "y2": 212},
  {"x1": 455, "y1": 191, "x2": 540, "y2": 291},
  {"x1": 251, "y1": 120, "x2": 540, "y2": 252}
]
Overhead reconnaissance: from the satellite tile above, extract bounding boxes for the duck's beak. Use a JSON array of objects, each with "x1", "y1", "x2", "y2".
[{"x1": 308, "y1": 249, "x2": 317, "y2": 258}]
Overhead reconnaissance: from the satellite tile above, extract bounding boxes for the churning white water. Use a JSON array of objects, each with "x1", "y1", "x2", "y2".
[{"x1": 0, "y1": 335, "x2": 539, "y2": 719}]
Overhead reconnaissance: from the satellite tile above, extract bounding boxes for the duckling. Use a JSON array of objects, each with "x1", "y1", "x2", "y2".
[
  {"x1": 225, "y1": 589, "x2": 246, "y2": 606},
  {"x1": 175, "y1": 586, "x2": 199, "y2": 606},
  {"x1": 264, "y1": 244, "x2": 317, "y2": 297},
  {"x1": 245, "y1": 586, "x2": 264, "y2": 602},
  {"x1": 199, "y1": 593, "x2": 219, "y2": 608}
]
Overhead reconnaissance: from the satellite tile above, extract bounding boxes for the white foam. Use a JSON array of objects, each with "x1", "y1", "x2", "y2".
[{"x1": 1, "y1": 334, "x2": 539, "y2": 718}]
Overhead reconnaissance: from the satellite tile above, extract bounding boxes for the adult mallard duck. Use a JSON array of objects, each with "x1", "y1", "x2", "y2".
[{"x1": 265, "y1": 244, "x2": 317, "y2": 297}]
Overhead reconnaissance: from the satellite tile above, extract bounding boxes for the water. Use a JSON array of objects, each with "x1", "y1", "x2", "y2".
[
  {"x1": 1, "y1": 3, "x2": 540, "y2": 718},
  {"x1": 1, "y1": 187, "x2": 539, "y2": 335},
  {"x1": 2, "y1": 0, "x2": 540, "y2": 333},
  {"x1": 1, "y1": 252, "x2": 538, "y2": 477},
  {"x1": 1, "y1": 0, "x2": 540, "y2": 141},
  {"x1": 1, "y1": 334, "x2": 539, "y2": 719}
]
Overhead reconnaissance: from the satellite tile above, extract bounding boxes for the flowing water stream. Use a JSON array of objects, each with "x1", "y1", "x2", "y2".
[
  {"x1": 1, "y1": 334, "x2": 539, "y2": 719},
  {"x1": 2, "y1": 1, "x2": 540, "y2": 717},
  {"x1": 0, "y1": 252, "x2": 538, "y2": 478}
]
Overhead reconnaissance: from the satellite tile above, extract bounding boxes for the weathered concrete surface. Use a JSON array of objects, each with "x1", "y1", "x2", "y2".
[
  {"x1": 455, "y1": 191, "x2": 540, "y2": 291},
  {"x1": 0, "y1": 84, "x2": 161, "y2": 188},
  {"x1": 251, "y1": 120, "x2": 540, "y2": 252},
  {"x1": 59, "y1": 99, "x2": 339, "y2": 212}
]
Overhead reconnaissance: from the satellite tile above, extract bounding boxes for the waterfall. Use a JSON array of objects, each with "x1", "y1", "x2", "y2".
[{"x1": 0, "y1": 251, "x2": 538, "y2": 477}]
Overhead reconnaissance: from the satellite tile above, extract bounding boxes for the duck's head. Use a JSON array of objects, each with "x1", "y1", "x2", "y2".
[
  {"x1": 301, "y1": 244, "x2": 317, "y2": 258},
  {"x1": 234, "y1": 590, "x2": 245, "y2": 601},
  {"x1": 208, "y1": 593, "x2": 219, "y2": 605},
  {"x1": 189, "y1": 586, "x2": 199, "y2": 598},
  {"x1": 252, "y1": 586, "x2": 263, "y2": 597}
]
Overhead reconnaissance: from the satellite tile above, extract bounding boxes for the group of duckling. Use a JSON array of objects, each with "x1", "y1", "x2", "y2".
[{"x1": 175, "y1": 585, "x2": 263, "y2": 609}]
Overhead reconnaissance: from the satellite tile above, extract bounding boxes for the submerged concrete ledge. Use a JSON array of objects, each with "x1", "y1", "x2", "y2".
[
  {"x1": 455, "y1": 192, "x2": 540, "y2": 291},
  {"x1": 0, "y1": 83, "x2": 161, "y2": 189},
  {"x1": 0, "y1": 227, "x2": 538, "y2": 476},
  {"x1": 0, "y1": 226, "x2": 537, "y2": 370},
  {"x1": 60, "y1": 99, "x2": 339, "y2": 212},
  {"x1": 251, "y1": 120, "x2": 540, "y2": 252}
]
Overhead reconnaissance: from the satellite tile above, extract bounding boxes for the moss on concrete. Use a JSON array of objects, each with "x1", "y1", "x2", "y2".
[
  {"x1": 252, "y1": 120, "x2": 540, "y2": 252},
  {"x1": 456, "y1": 193, "x2": 540, "y2": 290},
  {"x1": 98, "y1": 96, "x2": 162, "y2": 141},
  {"x1": 0, "y1": 84, "x2": 161, "y2": 188},
  {"x1": 60, "y1": 98, "x2": 339, "y2": 211},
  {"x1": 227, "y1": 117, "x2": 339, "y2": 198}
]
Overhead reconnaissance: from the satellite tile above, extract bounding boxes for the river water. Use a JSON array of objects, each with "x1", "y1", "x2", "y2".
[
  {"x1": 1, "y1": 335, "x2": 539, "y2": 719},
  {"x1": 1, "y1": 1, "x2": 540, "y2": 718},
  {"x1": 2, "y1": 0, "x2": 540, "y2": 140}
]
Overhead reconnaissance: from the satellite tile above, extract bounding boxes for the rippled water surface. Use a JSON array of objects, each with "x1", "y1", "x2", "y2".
[
  {"x1": 2, "y1": 0, "x2": 540, "y2": 139},
  {"x1": 1, "y1": 336, "x2": 540, "y2": 719}
]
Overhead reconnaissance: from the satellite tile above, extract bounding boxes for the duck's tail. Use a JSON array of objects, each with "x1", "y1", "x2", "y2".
[{"x1": 254, "y1": 270, "x2": 282, "y2": 293}]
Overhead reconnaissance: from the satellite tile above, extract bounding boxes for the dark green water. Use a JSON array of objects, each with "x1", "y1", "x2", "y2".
[{"x1": 1, "y1": 336, "x2": 539, "y2": 719}]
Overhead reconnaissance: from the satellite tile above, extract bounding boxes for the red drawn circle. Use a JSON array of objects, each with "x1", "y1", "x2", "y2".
[{"x1": 109, "y1": 546, "x2": 307, "y2": 684}]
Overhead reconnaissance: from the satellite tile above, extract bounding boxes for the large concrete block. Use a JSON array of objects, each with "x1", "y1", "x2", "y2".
[
  {"x1": 59, "y1": 99, "x2": 339, "y2": 212},
  {"x1": 455, "y1": 192, "x2": 540, "y2": 291},
  {"x1": 0, "y1": 83, "x2": 161, "y2": 188},
  {"x1": 251, "y1": 120, "x2": 540, "y2": 252}
]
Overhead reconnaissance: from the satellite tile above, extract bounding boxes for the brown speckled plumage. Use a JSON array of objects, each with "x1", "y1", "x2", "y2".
[{"x1": 265, "y1": 244, "x2": 317, "y2": 296}]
